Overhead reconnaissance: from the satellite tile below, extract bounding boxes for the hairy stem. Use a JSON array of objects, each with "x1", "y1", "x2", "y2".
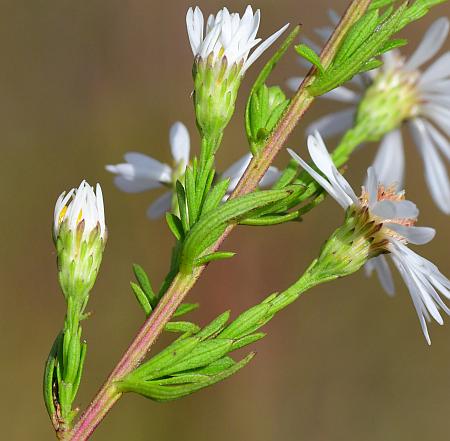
[{"x1": 64, "y1": 2, "x2": 370, "y2": 439}]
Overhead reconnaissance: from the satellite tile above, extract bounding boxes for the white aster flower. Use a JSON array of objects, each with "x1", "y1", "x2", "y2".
[
  {"x1": 289, "y1": 16, "x2": 450, "y2": 214},
  {"x1": 288, "y1": 132, "x2": 450, "y2": 344},
  {"x1": 186, "y1": 5, "x2": 289, "y2": 74},
  {"x1": 106, "y1": 122, "x2": 280, "y2": 218},
  {"x1": 54, "y1": 180, "x2": 106, "y2": 241},
  {"x1": 106, "y1": 122, "x2": 190, "y2": 219}
]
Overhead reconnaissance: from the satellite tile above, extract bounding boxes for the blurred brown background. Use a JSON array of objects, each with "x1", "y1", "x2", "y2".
[{"x1": 1, "y1": 1, "x2": 449, "y2": 440}]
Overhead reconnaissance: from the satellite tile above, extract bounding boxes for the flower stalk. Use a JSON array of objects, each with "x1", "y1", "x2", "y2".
[{"x1": 62, "y1": 2, "x2": 373, "y2": 439}]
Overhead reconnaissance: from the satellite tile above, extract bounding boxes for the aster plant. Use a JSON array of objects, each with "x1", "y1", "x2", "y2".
[{"x1": 43, "y1": 1, "x2": 449, "y2": 440}]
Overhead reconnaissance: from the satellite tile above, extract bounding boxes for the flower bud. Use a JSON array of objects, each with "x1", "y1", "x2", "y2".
[
  {"x1": 246, "y1": 84, "x2": 289, "y2": 153},
  {"x1": 186, "y1": 6, "x2": 288, "y2": 141},
  {"x1": 355, "y1": 56, "x2": 420, "y2": 141},
  {"x1": 53, "y1": 181, "x2": 107, "y2": 300},
  {"x1": 311, "y1": 205, "x2": 387, "y2": 281}
]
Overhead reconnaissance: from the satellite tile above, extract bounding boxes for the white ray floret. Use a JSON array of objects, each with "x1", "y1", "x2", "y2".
[
  {"x1": 107, "y1": 122, "x2": 280, "y2": 218},
  {"x1": 289, "y1": 15, "x2": 450, "y2": 214},
  {"x1": 289, "y1": 132, "x2": 450, "y2": 344},
  {"x1": 54, "y1": 180, "x2": 106, "y2": 240},
  {"x1": 186, "y1": 5, "x2": 289, "y2": 73}
]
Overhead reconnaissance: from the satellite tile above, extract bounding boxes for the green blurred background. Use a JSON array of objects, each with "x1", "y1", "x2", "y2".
[{"x1": 1, "y1": 1, "x2": 450, "y2": 440}]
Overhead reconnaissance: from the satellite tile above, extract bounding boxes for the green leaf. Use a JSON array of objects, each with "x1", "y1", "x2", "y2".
[
  {"x1": 245, "y1": 26, "x2": 300, "y2": 142},
  {"x1": 158, "y1": 339, "x2": 234, "y2": 375},
  {"x1": 180, "y1": 189, "x2": 291, "y2": 273},
  {"x1": 231, "y1": 333, "x2": 266, "y2": 351},
  {"x1": 194, "y1": 356, "x2": 236, "y2": 375},
  {"x1": 307, "y1": 0, "x2": 445, "y2": 97},
  {"x1": 43, "y1": 332, "x2": 63, "y2": 420},
  {"x1": 184, "y1": 166, "x2": 198, "y2": 227},
  {"x1": 71, "y1": 342, "x2": 87, "y2": 401},
  {"x1": 176, "y1": 180, "x2": 189, "y2": 233},
  {"x1": 118, "y1": 353, "x2": 255, "y2": 402},
  {"x1": 201, "y1": 179, "x2": 230, "y2": 215},
  {"x1": 219, "y1": 303, "x2": 273, "y2": 339},
  {"x1": 165, "y1": 213, "x2": 184, "y2": 241},
  {"x1": 173, "y1": 303, "x2": 200, "y2": 318},
  {"x1": 239, "y1": 212, "x2": 301, "y2": 226},
  {"x1": 194, "y1": 251, "x2": 236, "y2": 266},
  {"x1": 128, "y1": 337, "x2": 200, "y2": 380},
  {"x1": 196, "y1": 311, "x2": 231, "y2": 340},
  {"x1": 132, "y1": 264, "x2": 157, "y2": 307},
  {"x1": 295, "y1": 44, "x2": 324, "y2": 73},
  {"x1": 130, "y1": 282, "x2": 152, "y2": 316},
  {"x1": 165, "y1": 321, "x2": 201, "y2": 335},
  {"x1": 376, "y1": 38, "x2": 407, "y2": 55}
]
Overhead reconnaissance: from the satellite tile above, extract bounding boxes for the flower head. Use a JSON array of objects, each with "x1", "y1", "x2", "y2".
[
  {"x1": 53, "y1": 181, "x2": 106, "y2": 299},
  {"x1": 187, "y1": 6, "x2": 289, "y2": 74},
  {"x1": 106, "y1": 122, "x2": 280, "y2": 218},
  {"x1": 54, "y1": 181, "x2": 106, "y2": 242},
  {"x1": 289, "y1": 132, "x2": 450, "y2": 344},
  {"x1": 289, "y1": 15, "x2": 450, "y2": 214},
  {"x1": 187, "y1": 6, "x2": 288, "y2": 139}
]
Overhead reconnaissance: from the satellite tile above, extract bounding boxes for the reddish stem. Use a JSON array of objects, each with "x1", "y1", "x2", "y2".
[{"x1": 64, "y1": 2, "x2": 369, "y2": 439}]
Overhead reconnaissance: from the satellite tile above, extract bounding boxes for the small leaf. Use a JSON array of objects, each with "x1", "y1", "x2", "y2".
[
  {"x1": 231, "y1": 332, "x2": 266, "y2": 351},
  {"x1": 165, "y1": 213, "x2": 184, "y2": 241},
  {"x1": 194, "y1": 251, "x2": 236, "y2": 266},
  {"x1": 165, "y1": 321, "x2": 201, "y2": 334},
  {"x1": 132, "y1": 264, "x2": 157, "y2": 307},
  {"x1": 176, "y1": 180, "x2": 189, "y2": 233},
  {"x1": 159, "y1": 339, "x2": 234, "y2": 376},
  {"x1": 173, "y1": 303, "x2": 200, "y2": 318},
  {"x1": 180, "y1": 189, "x2": 291, "y2": 273},
  {"x1": 128, "y1": 337, "x2": 200, "y2": 380},
  {"x1": 245, "y1": 25, "x2": 300, "y2": 142},
  {"x1": 130, "y1": 282, "x2": 152, "y2": 316},
  {"x1": 196, "y1": 311, "x2": 231, "y2": 340},
  {"x1": 118, "y1": 353, "x2": 255, "y2": 402},
  {"x1": 194, "y1": 356, "x2": 236, "y2": 375},
  {"x1": 295, "y1": 44, "x2": 324, "y2": 73},
  {"x1": 201, "y1": 179, "x2": 230, "y2": 215},
  {"x1": 376, "y1": 38, "x2": 407, "y2": 55},
  {"x1": 219, "y1": 303, "x2": 273, "y2": 339},
  {"x1": 43, "y1": 332, "x2": 63, "y2": 421}
]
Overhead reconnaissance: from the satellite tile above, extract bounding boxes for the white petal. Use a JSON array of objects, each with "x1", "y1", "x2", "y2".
[
  {"x1": 328, "y1": 9, "x2": 340, "y2": 26},
  {"x1": 409, "y1": 119, "x2": 450, "y2": 214},
  {"x1": 366, "y1": 255, "x2": 395, "y2": 296},
  {"x1": 123, "y1": 152, "x2": 172, "y2": 183},
  {"x1": 421, "y1": 104, "x2": 450, "y2": 137},
  {"x1": 321, "y1": 86, "x2": 360, "y2": 103},
  {"x1": 260, "y1": 166, "x2": 281, "y2": 188},
  {"x1": 170, "y1": 122, "x2": 190, "y2": 165},
  {"x1": 372, "y1": 200, "x2": 418, "y2": 220},
  {"x1": 420, "y1": 52, "x2": 450, "y2": 83},
  {"x1": 286, "y1": 76, "x2": 303, "y2": 91},
  {"x1": 365, "y1": 167, "x2": 378, "y2": 208},
  {"x1": 112, "y1": 175, "x2": 162, "y2": 193},
  {"x1": 307, "y1": 108, "x2": 356, "y2": 138},
  {"x1": 146, "y1": 191, "x2": 173, "y2": 219},
  {"x1": 288, "y1": 148, "x2": 349, "y2": 208},
  {"x1": 391, "y1": 252, "x2": 433, "y2": 344},
  {"x1": 387, "y1": 224, "x2": 436, "y2": 245},
  {"x1": 426, "y1": 122, "x2": 450, "y2": 162},
  {"x1": 222, "y1": 153, "x2": 252, "y2": 192},
  {"x1": 405, "y1": 18, "x2": 449, "y2": 70},
  {"x1": 244, "y1": 23, "x2": 289, "y2": 71},
  {"x1": 371, "y1": 130, "x2": 405, "y2": 189}
]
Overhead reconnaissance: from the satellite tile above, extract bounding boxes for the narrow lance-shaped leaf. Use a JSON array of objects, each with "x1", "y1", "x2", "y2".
[{"x1": 180, "y1": 189, "x2": 291, "y2": 273}]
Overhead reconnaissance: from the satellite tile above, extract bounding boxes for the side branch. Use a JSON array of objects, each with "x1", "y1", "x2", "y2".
[{"x1": 65, "y1": 2, "x2": 370, "y2": 439}]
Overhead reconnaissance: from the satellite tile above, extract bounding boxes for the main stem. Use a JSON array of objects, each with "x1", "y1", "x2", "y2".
[{"x1": 66, "y1": 2, "x2": 369, "y2": 439}]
